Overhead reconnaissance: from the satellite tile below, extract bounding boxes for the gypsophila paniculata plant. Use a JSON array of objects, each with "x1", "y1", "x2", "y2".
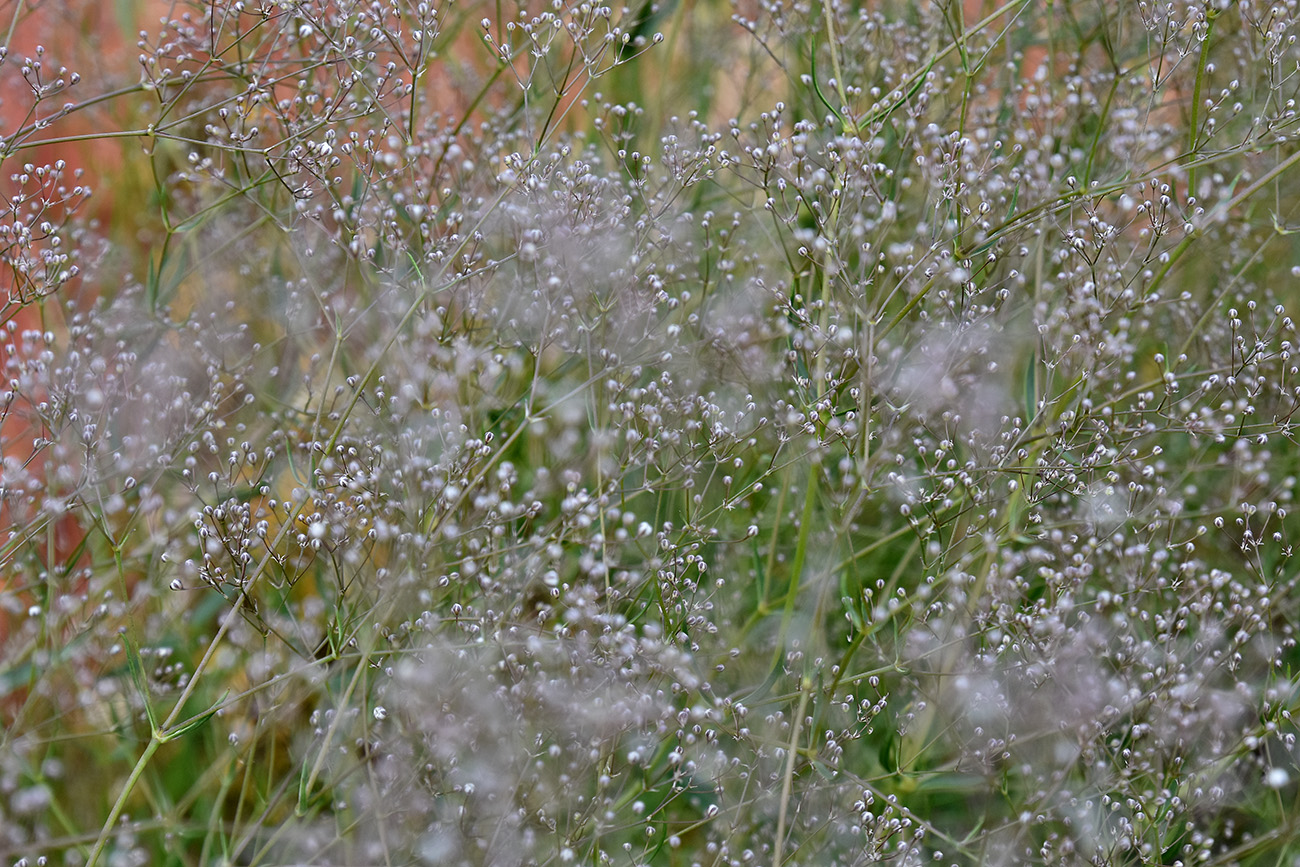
[{"x1": 4, "y1": 0, "x2": 1300, "y2": 864}]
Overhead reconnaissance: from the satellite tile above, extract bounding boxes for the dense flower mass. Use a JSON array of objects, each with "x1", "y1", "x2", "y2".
[{"x1": 3, "y1": 0, "x2": 1300, "y2": 864}]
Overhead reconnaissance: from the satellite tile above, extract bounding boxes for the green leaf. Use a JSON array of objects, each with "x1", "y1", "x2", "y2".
[
  {"x1": 123, "y1": 635, "x2": 159, "y2": 736},
  {"x1": 841, "y1": 594, "x2": 864, "y2": 633},
  {"x1": 145, "y1": 255, "x2": 159, "y2": 314},
  {"x1": 113, "y1": 0, "x2": 138, "y2": 43},
  {"x1": 159, "y1": 692, "x2": 228, "y2": 743},
  {"x1": 808, "y1": 36, "x2": 846, "y2": 130},
  {"x1": 897, "y1": 699, "x2": 936, "y2": 774},
  {"x1": 1022, "y1": 350, "x2": 1038, "y2": 423}
]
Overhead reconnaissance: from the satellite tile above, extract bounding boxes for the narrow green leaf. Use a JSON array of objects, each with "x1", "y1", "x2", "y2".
[
  {"x1": 123, "y1": 635, "x2": 159, "y2": 735},
  {"x1": 145, "y1": 256, "x2": 159, "y2": 314},
  {"x1": 808, "y1": 36, "x2": 845, "y2": 128},
  {"x1": 841, "y1": 594, "x2": 864, "y2": 632},
  {"x1": 159, "y1": 692, "x2": 228, "y2": 743},
  {"x1": 1022, "y1": 350, "x2": 1037, "y2": 423}
]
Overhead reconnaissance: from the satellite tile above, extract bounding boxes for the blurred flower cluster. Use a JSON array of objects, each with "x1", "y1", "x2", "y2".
[{"x1": 4, "y1": 0, "x2": 1300, "y2": 865}]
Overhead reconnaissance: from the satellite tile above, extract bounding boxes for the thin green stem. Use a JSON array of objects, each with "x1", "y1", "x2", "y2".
[
  {"x1": 85, "y1": 738, "x2": 161, "y2": 867},
  {"x1": 772, "y1": 675, "x2": 811, "y2": 867}
]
